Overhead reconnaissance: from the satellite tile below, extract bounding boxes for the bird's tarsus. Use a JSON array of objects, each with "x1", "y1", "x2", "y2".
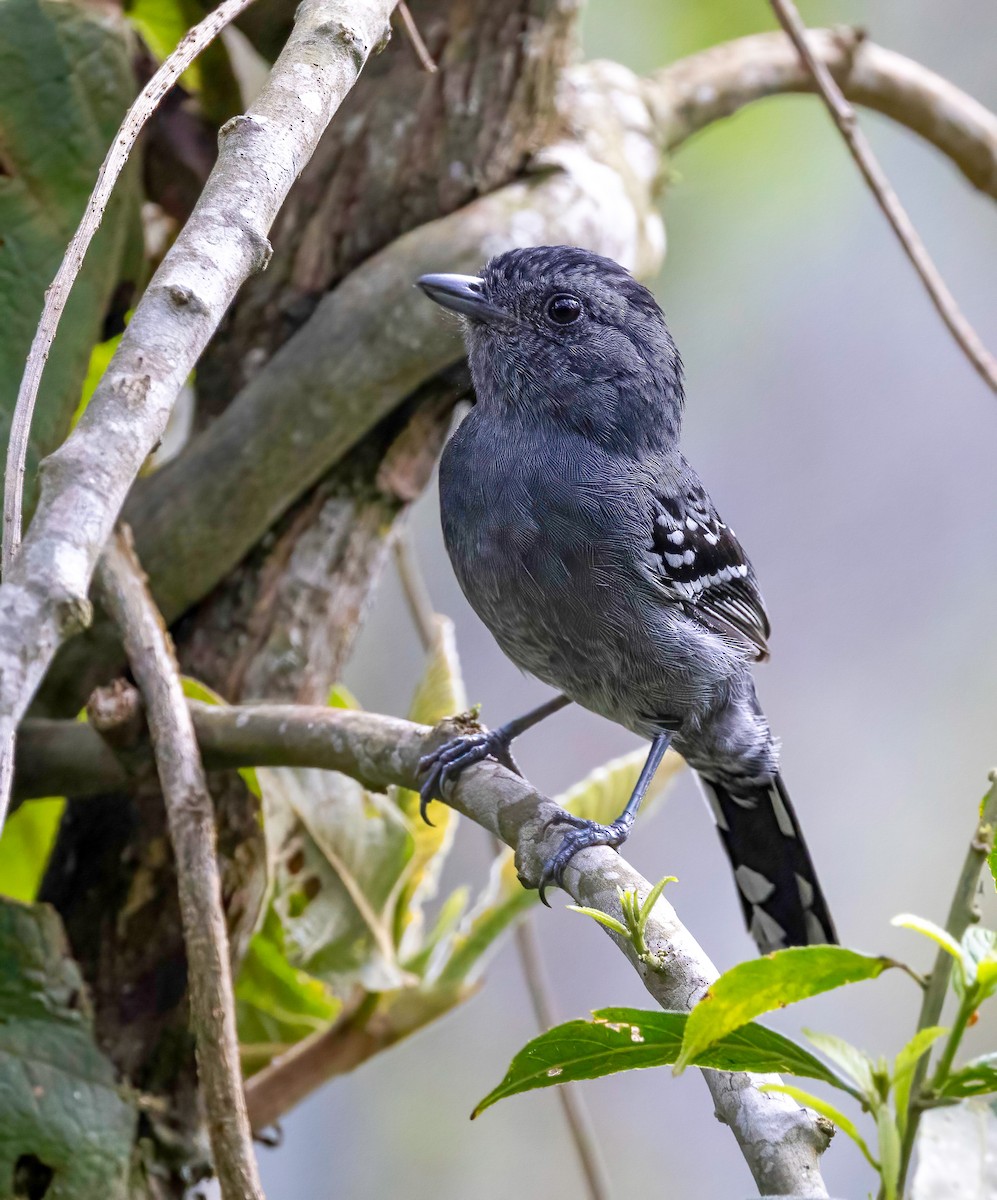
[{"x1": 536, "y1": 816, "x2": 632, "y2": 906}]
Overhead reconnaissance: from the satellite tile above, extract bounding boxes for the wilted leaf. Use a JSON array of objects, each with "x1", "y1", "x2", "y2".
[
  {"x1": 259, "y1": 765, "x2": 414, "y2": 992},
  {"x1": 235, "y1": 906, "x2": 339, "y2": 1074},
  {"x1": 473, "y1": 1007, "x2": 840, "y2": 1117},
  {"x1": 393, "y1": 616, "x2": 466, "y2": 958},
  {"x1": 676, "y1": 946, "x2": 894, "y2": 1073},
  {"x1": 912, "y1": 1099, "x2": 997, "y2": 1200},
  {"x1": 0, "y1": 0, "x2": 141, "y2": 507},
  {"x1": 0, "y1": 899, "x2": 136, "y2": 1197},
  {"x1": 0, "y1": 798, "x2": 65, "y2": 902}
]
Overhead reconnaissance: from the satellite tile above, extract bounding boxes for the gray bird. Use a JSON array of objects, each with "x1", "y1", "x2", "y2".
[{"x1": 416, "y1": 245, "x2": 836, "y2": 953}]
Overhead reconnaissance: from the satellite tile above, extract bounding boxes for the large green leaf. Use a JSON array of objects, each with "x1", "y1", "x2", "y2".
[
  {"x1": 676, "y1": 946, "x2": 895, "y2": 1072},
  {"x1": 0, "y1": 899, "x2": 136, "y2": 1198},
  {"x1": 0, "y1": 0, "x2": 141, "y2": 505},
  {"x1": 473, "y1": 1007, "x2": 840, "y2": 1117},
  {"x1": 235, "y1": 906, "x2": 340, "y2": 1075}
]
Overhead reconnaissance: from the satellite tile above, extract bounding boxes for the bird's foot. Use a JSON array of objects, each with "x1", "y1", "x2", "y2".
[
  {"x1": 417, "y1": 729, "x2": 513, "y2": 824},
  {"x1": 537, "y1": 814, "x2": 634, "y2": 906}
]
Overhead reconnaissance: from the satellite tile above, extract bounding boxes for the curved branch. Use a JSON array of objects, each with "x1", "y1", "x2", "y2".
[
  {"x1": 0, "y1": 0, "x2": 398, "y2": 825},
  {"x1": 16, "y1": 702, "x2": 833, "y2": 1197},
  {"x1": 648, "y1": 27, "x2": 997, "y2": 200}
]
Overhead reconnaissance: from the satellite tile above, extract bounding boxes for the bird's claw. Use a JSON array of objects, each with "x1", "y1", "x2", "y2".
[
  {"x1": 537, "y1": 817, "x2": 631, "y2": 907},
  {"x1": 417, "y1": 730, "x2": 510, "y2": 824}
]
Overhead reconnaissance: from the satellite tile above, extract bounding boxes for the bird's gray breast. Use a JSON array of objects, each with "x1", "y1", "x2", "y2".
[{"x1": 438, "y1": 412, "x2": 697, "y2": 731}]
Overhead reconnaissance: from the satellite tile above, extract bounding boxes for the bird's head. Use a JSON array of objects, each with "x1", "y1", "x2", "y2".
[{"x1": 418, "y1": 245, "x2": 684, "y2": 449}]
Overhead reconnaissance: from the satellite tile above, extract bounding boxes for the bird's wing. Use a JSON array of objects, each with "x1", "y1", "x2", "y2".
[{"x1": 648, "y1": 478, "x2": 771, "y2": 661}]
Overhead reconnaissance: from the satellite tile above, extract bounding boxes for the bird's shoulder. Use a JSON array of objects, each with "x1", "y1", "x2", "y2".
[{"x1": 642, "y1": 457, "x2": 771, "y2": 661}]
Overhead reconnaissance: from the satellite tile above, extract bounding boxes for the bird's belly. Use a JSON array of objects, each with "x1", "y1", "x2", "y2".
[{"x1": 455, "y1": 530, "x2": 719, "y2": 737}]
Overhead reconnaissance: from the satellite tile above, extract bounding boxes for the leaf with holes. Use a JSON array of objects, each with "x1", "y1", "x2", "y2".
[
  {"x1": 676, "y1": 946, "x2": 896, "y2": 1073},
  {"x1": 0, "y1": 900, "x2": 136, "y2": 1198},
  {"x1": 473, "y1": 1007, "x2": 840, "y2": 1117},
  {"x1": 235, "y1": 906, "x2": 340, "y2": 1075}
]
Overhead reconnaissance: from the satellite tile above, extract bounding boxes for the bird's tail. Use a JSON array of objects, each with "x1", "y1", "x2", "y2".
[{"x1": 697, "y1": 772, "x2": 837, "y2": 954}]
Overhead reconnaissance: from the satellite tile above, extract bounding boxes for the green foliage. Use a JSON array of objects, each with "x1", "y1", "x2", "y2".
[
  {"x1": 0, "y1": 0, "x2": 141, "y2": 508},
  {"x1": 569, "y1": 873, "x2": 677, "y2": 969},
  {"x1": 0, "y1": 899, "x2": 136, "y2": 1198},
  {"x1": 474, "y1": 1006, "x2": 840, "y2": 1117},
  {"x1": 235, "y1": 907, "x2": 340, "y2": 1075},
  {"x1": 674, "y1": 945, "x2": 895, "y2": 1073},
  {"x1": 0, "y1": 797, "x2": 65, "y2": 902}
]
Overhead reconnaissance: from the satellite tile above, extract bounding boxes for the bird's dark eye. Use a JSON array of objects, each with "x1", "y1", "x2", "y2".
[{"x1": 546, "y1": 294, "x2": 583, "y2": 326}]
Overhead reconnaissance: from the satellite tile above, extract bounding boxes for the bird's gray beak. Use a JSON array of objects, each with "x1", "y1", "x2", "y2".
[{"x1": 417, "y1": 273, "x2": 505, "y2": 323}]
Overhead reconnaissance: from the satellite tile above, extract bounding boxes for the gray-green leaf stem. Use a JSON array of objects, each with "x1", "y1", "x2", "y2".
[
  {"x1": 16, "y1": 701, "x2": 833, "y2": 1198},
  {"x1": 895, "y1": 773, "x2": 997, "y2": 1195}
]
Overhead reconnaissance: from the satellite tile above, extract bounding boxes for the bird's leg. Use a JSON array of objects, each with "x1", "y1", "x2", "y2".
[
  {"x1": 418, "y1": 694, "x2": 572, "y2": 822},
  {"x1": 537, "y1": 731, "x2": 672, "y2": 905}
]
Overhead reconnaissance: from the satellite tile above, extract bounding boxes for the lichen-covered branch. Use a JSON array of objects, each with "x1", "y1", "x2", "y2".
[
  {"x1": 648, "y1": 26, "x2": 997, "y2": 196},
  {"x1": 0, "y1": 0, "x2": 398, "y2": 824},
  {"x1": 17, "y1": 702, "x2": 832, "y2": 1196},
  {"x1": 95, "y1": 532, "x2": 264, "y2": 1200}
]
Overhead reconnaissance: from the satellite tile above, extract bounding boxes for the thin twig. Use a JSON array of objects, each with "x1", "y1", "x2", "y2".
[
  {"x1": 392, "y1": 525, "x2": 437, "y2": 651},
  {"x1": 895, "y1": 771, "x2": 997, "y2": 1194},
  {"x1": 2, "y1": 0, "x2": 260, "y2": 575},
  {"x1": 95, "y1": 529, "x2": 264, "y2": 1200},
  {"x1": 511, "y1": 916, "x2": 614, "y2": 1200},
  {"x1": 396, "y1": 1, "x2": 437, "y2": 73},
  {"x1": 768, "y1": 1, "x2": 997, "y2": 393}
]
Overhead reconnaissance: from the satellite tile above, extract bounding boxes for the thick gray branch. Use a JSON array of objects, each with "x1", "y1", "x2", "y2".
[
  {"x1": 17, "y1": 703, "x2": 832, "y2": 1197},
  {"x1": 0, "y1": 0, "x2": 397, "y2": 820},
  {"x1": 649, "y1": 27, "x2": 997, "y2": 197},
  {"x1": 95, "y1": 533, "x2": 264, "y2": 1200}
]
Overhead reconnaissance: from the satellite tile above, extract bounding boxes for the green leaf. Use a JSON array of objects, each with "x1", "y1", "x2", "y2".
[
  {"x1": 676, "y1": 946, "x2": 894, "y2": 1073},
  {"x1": 566, "y1": 905, "x2": 629, "y2": 938},
  {"x1": 802, "y1": 1028, "x2": 876, "y2": 1099},
  {"x1": 938, "y1": 1055, "x2": 997, "y2": 1099},
  {"x1": 0, "y1": 797, "x2": 65, "y2": 902},
  {"x1": 894, "y1": 1026, "x2": 948, "y2": 1132},
  {"x1": 962, "y1": 927, "x2": 997, "y2": 996},
  {"x1": 760, "y1": 1083, "x2": 878, "y2": 1169},
  {"x1": 0, "y1": 899, "x2": 136, "y2": 1197},
  {"x1": 0, "y1": 0, "x2": 141, "y2": 510},
  {"x1": 181, "y1": 676, "x2": 260, "y2": 796},
  {"x1": 235, "y1": 906, "x2": 340, "y2": 1074},
  {"x1": 393, "y1": 615, "x2": 467, "y2": 957},
  {"x1": 473, "y1": 1007, "x2": 841, "y2": 1117},
  {"x1": 877, "y1": 1105, "x2": 902, "y2": 1200},
  {"x1": 892, "y1": 913, "x2": 965, "y2": 965}
]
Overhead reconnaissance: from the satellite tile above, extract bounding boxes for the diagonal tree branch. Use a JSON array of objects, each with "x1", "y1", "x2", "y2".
[
  {"x1": 0, "y1": 0, "x2": 398, "y2": 827},
  {"x1": 766, "y1": 1, "x2": 997, "y2": 392},
  {"x1": 16, "y1": 701, "x2": 833, "y2": 1197},
  {"x1": 94, "y1": 531, "x2": 264, "y2": 1200}
]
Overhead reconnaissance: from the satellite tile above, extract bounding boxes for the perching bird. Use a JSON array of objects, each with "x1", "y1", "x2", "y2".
[{"x1": 416, "y1": 245, "x2": 836, "y2": 953}]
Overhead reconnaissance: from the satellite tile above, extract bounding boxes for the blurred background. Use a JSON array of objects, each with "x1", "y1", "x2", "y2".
[{"x1": 258, "y1": 1, "x2": 997, "y2": 1196}]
